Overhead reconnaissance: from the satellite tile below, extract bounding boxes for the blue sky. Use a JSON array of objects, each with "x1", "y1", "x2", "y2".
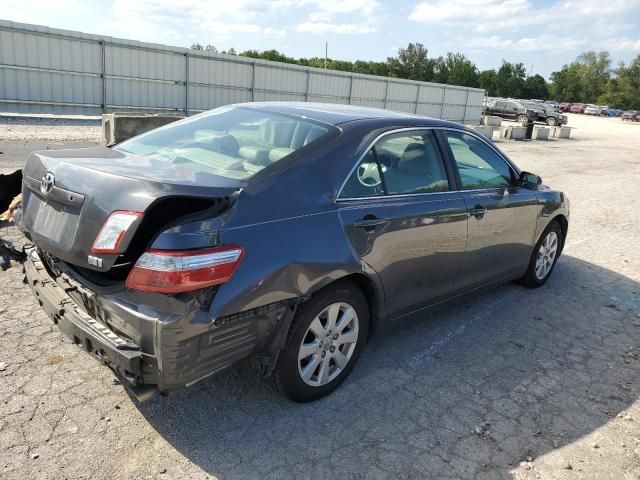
[{"x1": 3, "y1": 0, "x2": 640, "y2": 79}]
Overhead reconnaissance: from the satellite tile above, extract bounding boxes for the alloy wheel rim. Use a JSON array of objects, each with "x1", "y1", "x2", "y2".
[
  {"x1": 297, "y1": 302, "x2": 359, "y2": 387},
  {"x1": 535, "y1": 231, "x2": 558, "y2": 280}
]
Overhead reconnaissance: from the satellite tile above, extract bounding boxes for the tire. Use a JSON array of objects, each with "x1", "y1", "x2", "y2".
[
  {"x1": 519, "y1": 221, "x2": 563, "y2": 288},
  {"x1": 517, "y1": 115, "x2": 527, "y2": 123},
  {"x1": 273, "y1": 281, "x2": 369, "y2": 402},
  {"x1": 546, "y1": 117, "x2": 557, "y2": 126}
]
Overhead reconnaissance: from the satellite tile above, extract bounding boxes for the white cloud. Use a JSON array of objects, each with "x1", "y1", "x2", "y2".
[
  {"x1": 108, "y1": 0, "x2": 289, "y2": 43},
  {"x1": 409, "y1": 0, "x2": 640, "y2": 54},
  {"x1": 292, "y1": 0, "x2": 380, "y2": 35},
  {"x1": 469, "y1": 34, "x2": 586, "y2": 52},
  {"x1": 296, "y1": 22, "x2": 376, "y2": 34},
  {"x1": 603, "y1": 38, "x2": 640, "y2": 51}
]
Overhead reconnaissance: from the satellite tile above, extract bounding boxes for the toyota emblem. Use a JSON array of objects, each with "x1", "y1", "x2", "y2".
[{"x1": 40, "y1": 172, "x2": 55, "y2": 195}]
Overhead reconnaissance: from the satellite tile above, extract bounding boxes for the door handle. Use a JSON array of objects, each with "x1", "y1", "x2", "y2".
[
  {"x1": 469, "y1": 205, "x2": 487, "y2": 218},
  {"x1": 353, "y1": 218, "x2": 387, "y2": 229}
]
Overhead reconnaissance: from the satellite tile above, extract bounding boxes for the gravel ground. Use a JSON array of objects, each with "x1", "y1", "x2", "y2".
[
  {"x1": 0, "y1": 115, "x2": 102, "y2": 173},
  {"x1": 1, "y1": 113, "x2": 639, "y2": 479}
]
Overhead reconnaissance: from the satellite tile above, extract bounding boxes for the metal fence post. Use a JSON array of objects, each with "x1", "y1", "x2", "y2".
[
  {"x1": 251, "y1": 61, "x2": 256, "y2": 101},
  {"x1": 414, "y1": 85, "x2": 421, "y2": 114},
  {"x1": 100, "y1": 41, "x2": 106, "y2": 112},
  {"x1": 184, "y1": 52, "x2": 189, "y2": 116},
  {"x1": 440, "y1": 87, "x2": 446, "y2": 119},
  {"x1": 305, "y1": 69, "x2": 310, "y2": 102},
  {"x1": 463, "y1": 89, "x2": 469, "y2": 124},
  {"x1": 348, "y1": 75, "x2": 353, "y2": 105},
  {"x1": 383, "y1": 79, "x2": 389, "y2": 109}
]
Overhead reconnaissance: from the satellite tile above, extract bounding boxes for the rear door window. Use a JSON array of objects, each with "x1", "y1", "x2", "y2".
[{"x1": 339, "y1": 130, "x2": 450, "y2": 198}]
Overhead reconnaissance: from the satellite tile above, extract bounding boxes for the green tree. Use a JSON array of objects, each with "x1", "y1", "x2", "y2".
[
  {"x1": 522, "y1": 74, "x2": 549, "y2": 99},
  {"x1": 191, "y1": 43, "x2": 217, "y2": 52},
  {"x1": 387, "y1": 43, "x2": 435, "y2": 81},
  {"x1": 577, "y1": 51, "x2": 611, "y2": 102},
  {"x1": 433, "y1": 52, "x2": 479, "y2": 87},
  {"x1": 495, "y1": 61, "x2": 526, "y2": 98},
  {"x1": 478, "y1": 69, "x2": 498, "y2": 96}
]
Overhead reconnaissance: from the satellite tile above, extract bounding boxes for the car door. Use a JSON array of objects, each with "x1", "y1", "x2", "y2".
[
  {"x1": 494, "y1": 101, "x2": 508, "y2": 118},
  {"x1": 337, "y1": 129, "x2": 468, "y2": 318},
  {"x1": 438, "y1": 129, "x2": 539, "y2": 292}
]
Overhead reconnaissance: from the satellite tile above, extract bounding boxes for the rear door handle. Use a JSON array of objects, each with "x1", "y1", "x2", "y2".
[
  {"x1": 469, "y1": 205, "x2": 488, "y2": 218},
  {"x1": 353, "y1": 218, "x2": 387, "y2": 228}
]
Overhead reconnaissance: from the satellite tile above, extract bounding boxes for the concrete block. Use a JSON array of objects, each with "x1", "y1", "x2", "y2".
[
  {"x1": 472, "y1": 125, "x2": 495, "y2": 140},
  {"x1": 557, "y1": 126, "x2": 572, "y2": 139},
  {"x1": 510, "y1": 126, "x2": 526, "y2": 140},
  {"x1": 500, "y1": 126, "x2": 513, "y2": 139},
  {"x1": 532, "y1": 126, "x2": 550, "y2": 140},
  {"x1": 483, "y1": 115, "x2": 502, "y2": 127},
  {"x1": 102, "y1": 113, "x2": 183, "y2": 145}
]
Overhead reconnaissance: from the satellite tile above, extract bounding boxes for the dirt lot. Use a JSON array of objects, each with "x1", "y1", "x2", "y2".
[{"x1": 1, "y1": 113, "x2": 639, "y2": 480}]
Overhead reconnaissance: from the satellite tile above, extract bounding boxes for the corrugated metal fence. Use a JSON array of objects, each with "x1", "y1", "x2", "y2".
[{"x1": 0, "y1": 20, "x2": 485, "y2": 124}]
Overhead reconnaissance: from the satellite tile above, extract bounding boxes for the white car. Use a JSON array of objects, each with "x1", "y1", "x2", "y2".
[{"x1": 584, "y1": 105, "x2": 599, "y2": 115}]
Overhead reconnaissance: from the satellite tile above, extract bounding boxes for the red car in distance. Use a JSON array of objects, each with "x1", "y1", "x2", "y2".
[
  {"x1": 570, "y1": 103, "x2": 586, "y2": 113},
  {"x1": 559, "y1": 102, "x2": 572, "y2": 112}
]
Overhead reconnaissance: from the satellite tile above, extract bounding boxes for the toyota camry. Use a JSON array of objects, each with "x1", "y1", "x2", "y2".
[{"x1": 19, "y1": 103, "x2": 569, "y2": 402}]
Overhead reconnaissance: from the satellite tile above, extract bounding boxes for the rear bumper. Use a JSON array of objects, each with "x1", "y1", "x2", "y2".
[
  {"x1": 24, "y1": 248, "x2": 294, "y2": 399},
  {"x1": 24, "y1": 249, "x2": 155, "y2": 399}
]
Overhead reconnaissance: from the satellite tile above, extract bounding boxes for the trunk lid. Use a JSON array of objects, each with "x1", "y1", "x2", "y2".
[{"x1": 21, "y1": 146, "x2": 240, "y2": 272}]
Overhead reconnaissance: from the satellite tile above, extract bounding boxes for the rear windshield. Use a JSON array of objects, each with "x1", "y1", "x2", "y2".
[{"x1": 115, "y1": 106, "x2": 332, "y2": 180}]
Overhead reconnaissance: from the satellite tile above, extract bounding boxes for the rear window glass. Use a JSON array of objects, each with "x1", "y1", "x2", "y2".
[{"x1": 115, "y1": 106, "x2": 332, "y2": 180}]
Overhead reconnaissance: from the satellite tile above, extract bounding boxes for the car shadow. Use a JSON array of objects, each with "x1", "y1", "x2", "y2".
[{"x1": 137, "y1": 255, "x2": 640, "y2": 479}]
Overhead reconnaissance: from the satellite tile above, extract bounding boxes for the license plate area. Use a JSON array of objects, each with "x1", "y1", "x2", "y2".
[{"x1": 23, "y1": 189, "x2": 81, "y2": 251}]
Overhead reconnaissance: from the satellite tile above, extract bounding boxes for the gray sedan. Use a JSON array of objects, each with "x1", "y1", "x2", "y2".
[{"x1": 19, "y1": 103, "x2": 569, "y2": 402}]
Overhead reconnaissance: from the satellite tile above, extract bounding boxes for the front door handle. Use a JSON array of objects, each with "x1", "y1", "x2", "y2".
[
  {"x1": 354, "y1": 217, "x2": 387, "y2": 229},
  {"x1": 469, "y1": 204, "x2": 488, "y2": 218}
]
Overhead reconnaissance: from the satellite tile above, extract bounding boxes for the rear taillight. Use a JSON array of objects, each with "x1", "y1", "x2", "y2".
[
  {"x1": 125, "y1": 246, "x2": 244, "y2": 293},
  {"x1": 92, "y1": 211, "x2": 143, "y2": 254}
]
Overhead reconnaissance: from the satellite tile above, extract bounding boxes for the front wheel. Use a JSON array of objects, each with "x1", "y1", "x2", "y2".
[
  {"x1": 517, "y1": 114, "x2": 528, "y2": 123},
  {"x1": 274, "y1": 281, "x2": 369, "y2": 402},
  {"x1": 519, "y1": 221, "x2": 563, "y2": 288},
  {"x1": 546, "y1": 117, "x2": 557, "y2": 126}
]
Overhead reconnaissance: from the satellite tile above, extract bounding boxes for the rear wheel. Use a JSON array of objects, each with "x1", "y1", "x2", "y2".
[
  {"x1": 546, "y1": 117, "x2": 557, "y2": 126},
  {"x1": 519, "y1": 221, "x2": 563, "y2": 288},
  {"x1": 274, "y1": 281, "x2": 369, "y2": 402},
  {"x1": 517, "y1": 114, "x2": 527, "y2": 123}
]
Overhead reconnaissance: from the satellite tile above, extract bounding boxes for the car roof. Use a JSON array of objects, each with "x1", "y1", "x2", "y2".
[{"x1": 235, "y1": 101, "x2": 436, "y2": 126}]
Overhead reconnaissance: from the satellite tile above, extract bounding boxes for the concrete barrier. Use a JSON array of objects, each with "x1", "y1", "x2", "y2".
[
  {"x1": 483, "y1": 115, "x2": 502, "y2": 127},
  {"x1": 472, "y1": 125, "x2": 495, "y2": 140},
  {"x1": 500, "y1": 126, "x2": 513, "y2": 139},
  {"x1": 556, "y1": 126, "x2": 572, "y2": 139},
  {"x1": 532, "y1": 126, "x2": 550, "y2": 140},
  {"x1": 550, "y1": 126, "x2": 572, "y2": 139},
  {"x1": 510, "y1": 126, "x2": 526, "y2": 140},
  {"x1": 102, "y1": 113, "x2": 183, "y2": 145}
]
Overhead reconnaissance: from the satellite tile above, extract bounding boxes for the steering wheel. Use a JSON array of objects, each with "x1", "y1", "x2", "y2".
[{"x1": 357, "y1": 162, "x2": 382, "y2": 187}]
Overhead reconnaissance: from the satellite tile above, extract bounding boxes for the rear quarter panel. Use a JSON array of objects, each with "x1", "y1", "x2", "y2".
[{"x1": 209, "y1": 209, "x2": 382, "y2": 319}]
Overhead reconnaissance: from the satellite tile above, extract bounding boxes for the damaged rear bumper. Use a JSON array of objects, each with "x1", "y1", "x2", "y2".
[
  {"x1": 23, "y1": 248, "x2": 297, "y2": 401},
  {"x1": 24, "y1": 249, "x2": 156, "y2": 401}
]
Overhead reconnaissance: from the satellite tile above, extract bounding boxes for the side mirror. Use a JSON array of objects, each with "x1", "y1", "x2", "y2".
[{"x1": 519, "y1": 171, "x2": 542, "y2": 188}]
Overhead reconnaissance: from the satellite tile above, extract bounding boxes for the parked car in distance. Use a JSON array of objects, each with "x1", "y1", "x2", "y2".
[
  {"x1": 583, "y1": 104, "x2": 599, "y2": 115},
  {"x1": 19, "y1": 103, "x2": 569, "y2": 403},
  {"x1": 544, "y1": 101, "x2": 561, "y2": 112},
  {"x1": 483, "y1": 99, "x2": 537, "y2": 123},
  {"x1": 525, "y1": 102, "x2": 568, "y2": 126},
  {"x1": 559, "y1": 102, "x2": 573, "y2": 112},
  {"x1": 570, "y1": 103, "x2": 586, "y2": 113},
  {"x1": 622, "y1": 110, "x2": 640, "y2": 121},
  {"x1": 607, "y1": 108, "x2": 622, "y2": 117}
]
